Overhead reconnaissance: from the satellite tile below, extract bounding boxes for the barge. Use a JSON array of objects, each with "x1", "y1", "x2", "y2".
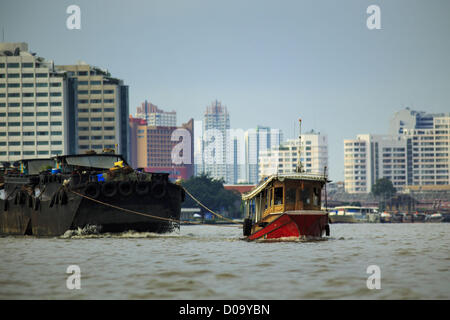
[{"x1": 0, "y1": 153, "x2": 184, "y2": 236}]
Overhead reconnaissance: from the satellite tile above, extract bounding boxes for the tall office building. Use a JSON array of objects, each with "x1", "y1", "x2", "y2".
[
  {"x1": 344, "y1": 108, "x2": 450, "y2": 193},
  {"x1": 135, "y1": 100, "x2": 176, "y2": 127},
  {"x1": 202, "y1": 100, "x2": 230, "y2": 182},
  {"x1": 0, "y1": 43, "x2": 77, "y2": 162},
  {"x1": 259, "y1": 131, "x2": 328, "y2": 180},
  {"x1": 245, "y1": 126, "x2": 283, "y2": 184},
  {"x1": 57, "y1": 62, "x2": 129, "y2": 161}
]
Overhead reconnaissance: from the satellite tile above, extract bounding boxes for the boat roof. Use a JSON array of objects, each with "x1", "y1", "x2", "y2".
[
  {"x1": 242, "y1": 172, "x2": 329, "y2": 200},
  {"x1": 54, "y1": 154, "x2": 129, "y2": 169}
]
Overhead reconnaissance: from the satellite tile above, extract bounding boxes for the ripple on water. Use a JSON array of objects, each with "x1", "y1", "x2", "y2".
[
  {"x1": 395, "y1": 248, "x2": 415, "y2": 256},
  {"x1": 215, "y1": 272, "x2": 238, "y2": 279},
  {"x1": 184, "y1": 258, "x2": 210, "y2": 265}
]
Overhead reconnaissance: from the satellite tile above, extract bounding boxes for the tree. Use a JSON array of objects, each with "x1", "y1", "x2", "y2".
[
  {"x1": 181, "y1": 174, "x2": 241, "y2": 218},
  {"x1": 372, "y1": 178, "x2": 396, "y2": 211}
]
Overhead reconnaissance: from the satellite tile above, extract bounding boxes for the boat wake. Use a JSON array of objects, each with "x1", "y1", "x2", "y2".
[{"x1": 60, "y1": 225, "x2": 182, "y2": 239}]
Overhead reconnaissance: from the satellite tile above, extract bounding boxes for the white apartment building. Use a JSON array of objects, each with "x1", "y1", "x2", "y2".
[
  {"x1": 135, "y1": 100, "x2": 176, "y2": 127},
  {"x1": 344, "y1": 109, "x2": 450, "y2": 194},
  {"x1": 403, "y1": 115, "x2": 450, "y2": 186},
  {"x1": 57, "y1": 62, "x2": 129, "y2": 161},
  {"x1": 194, "y1": 122, "x2": 284, "y2": 184},
  {"x1": 344, "y1": 134, "x2": 408, "y2": 194},
  {"x1": 0, "y1": 43, "x2": 77, "y2": 162},
  {"x1": 245, "y1": 126, "x2": 283, "y2": 184},
  {"x1": 259, "y1": 132, "x2": 328, "y2": 181}
]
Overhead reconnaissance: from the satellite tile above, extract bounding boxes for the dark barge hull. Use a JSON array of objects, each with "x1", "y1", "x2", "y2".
[{"x1": 0, "y1": 179, "x2": 183, "y2": 237}]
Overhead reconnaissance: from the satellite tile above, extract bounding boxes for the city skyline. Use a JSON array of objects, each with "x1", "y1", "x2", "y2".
[{"x1": 1, "y1": 0, "x2": 450, "y2": 182}]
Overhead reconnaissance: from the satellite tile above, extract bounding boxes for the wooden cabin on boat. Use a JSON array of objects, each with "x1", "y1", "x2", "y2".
[{"x1": 242, "y1": 172, "x2": 330, "y2": 241}]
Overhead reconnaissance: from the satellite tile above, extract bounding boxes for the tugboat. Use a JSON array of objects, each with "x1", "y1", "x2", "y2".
[
  {"x1": 0, "y1": 151, "x2": 184, "y2": 236},
  {"x1": 241, "y1": 119, "x2": 330, "y2": 241}
]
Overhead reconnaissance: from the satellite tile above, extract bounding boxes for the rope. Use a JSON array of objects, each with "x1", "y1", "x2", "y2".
[
  {"x1": 69, "y1": 189, "x2": 239, "y2": 227},
  {"x1": 181, "y1": 186, "x2": 243, "y2": 225}
]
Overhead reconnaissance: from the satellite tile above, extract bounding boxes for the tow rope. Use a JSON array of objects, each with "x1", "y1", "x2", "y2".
[{"x1": 69, "y1": 188, "x2": 242, "y2": 227}]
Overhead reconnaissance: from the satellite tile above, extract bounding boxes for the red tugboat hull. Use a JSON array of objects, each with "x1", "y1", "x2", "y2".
[{"x1": 247, "y1": 211, "x2": 329, "y2": 241}]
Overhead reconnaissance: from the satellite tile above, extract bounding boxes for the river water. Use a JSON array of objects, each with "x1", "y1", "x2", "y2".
[{"x1": 0, "y1": 223, "x2": 449, "y2": 300}]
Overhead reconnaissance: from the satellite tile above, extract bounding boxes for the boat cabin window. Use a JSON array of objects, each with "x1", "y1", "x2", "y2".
[
  {"x1": 313, "y1": 187, "x2": 320, "y2": 206},
  {"x1": 267, "y1": 189, "x2": 272, "y2": 208},
  {"x1": 263, "y1": 190, "x2": 268, "y2": 209},
  {"x1": 286, "y1": 188, "x2": 296, "y2": 205},
  {"x1": 274, "y1": 187, "x2": 283, "y2": 205},
  {"x1": 302, "y1": 188, "x2": 311, "y2": 205}
]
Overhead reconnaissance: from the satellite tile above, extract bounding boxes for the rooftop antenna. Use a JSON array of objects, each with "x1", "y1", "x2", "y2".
[{"x1": 296, "y1": 118, "x2": 303, "y2": 173}]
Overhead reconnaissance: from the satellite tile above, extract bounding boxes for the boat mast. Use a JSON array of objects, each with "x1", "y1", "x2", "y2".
[{"x1": 296, "y1": 118, "x2": 303, "y2": 173}]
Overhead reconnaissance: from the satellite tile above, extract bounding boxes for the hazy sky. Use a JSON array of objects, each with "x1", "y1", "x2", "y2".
[{"x1": 1, "y1": 0, "x2": 449, "y2": 181}]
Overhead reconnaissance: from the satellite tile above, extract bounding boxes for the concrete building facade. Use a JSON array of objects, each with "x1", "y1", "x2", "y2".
[
  {"x1": 57, "y1": 62, "x2": 129, "y2": 161},
  {"x1": 0, "y1": 42, "x2": 77, "y2": 162},
  {"x1": 129, "y1": 116, "x2": 194, "y2": 180},
  {"x1": 345, "y1": 108, "x2": 450, "y2": 193},
  {"x1": 135, "y1": 100, "x2": 176, "y2": 127},
  {"x1": 259, "y1": 132, "x2": 328, "y2": 181}
]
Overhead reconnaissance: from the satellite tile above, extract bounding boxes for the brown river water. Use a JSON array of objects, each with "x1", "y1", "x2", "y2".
[{"x1": 0, "y1": 223, "x2": 449, "y2": 299}]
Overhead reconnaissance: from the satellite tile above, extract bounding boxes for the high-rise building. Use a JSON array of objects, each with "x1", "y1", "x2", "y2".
[
  {"x1": 129, "y1": 116, "x2": 194, "y2": 180},
  {"x1": 259, "y1": 131, "x2": 328, "y2": 181},
  {"x1": 344, "y1": 134, "x2": 408, "y2": 194},
  {"x1": 345, "y1": 108, "x2": 450, "y2": 193},
  {"x1": 403, "y1": 114, "x2": 450, "y2": 186},
  {"x1": 57, "y1": 62, "x2": 129, "y2": 161},
  {"x1": 201, "y1": 100, "x2": 230, "y2": 182},
  {"x1": 389, "y1": 108, "x2": 434, "y2": 134},
  {"x1": 245, "y1": 126, "x2": 283, "y2": 184},
  {"x1": 0, "y1": 42, "x2": 77, "y2": 162},
  {"x1": 135, "y1": 100, "x2": 176, "y2": 127}
]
